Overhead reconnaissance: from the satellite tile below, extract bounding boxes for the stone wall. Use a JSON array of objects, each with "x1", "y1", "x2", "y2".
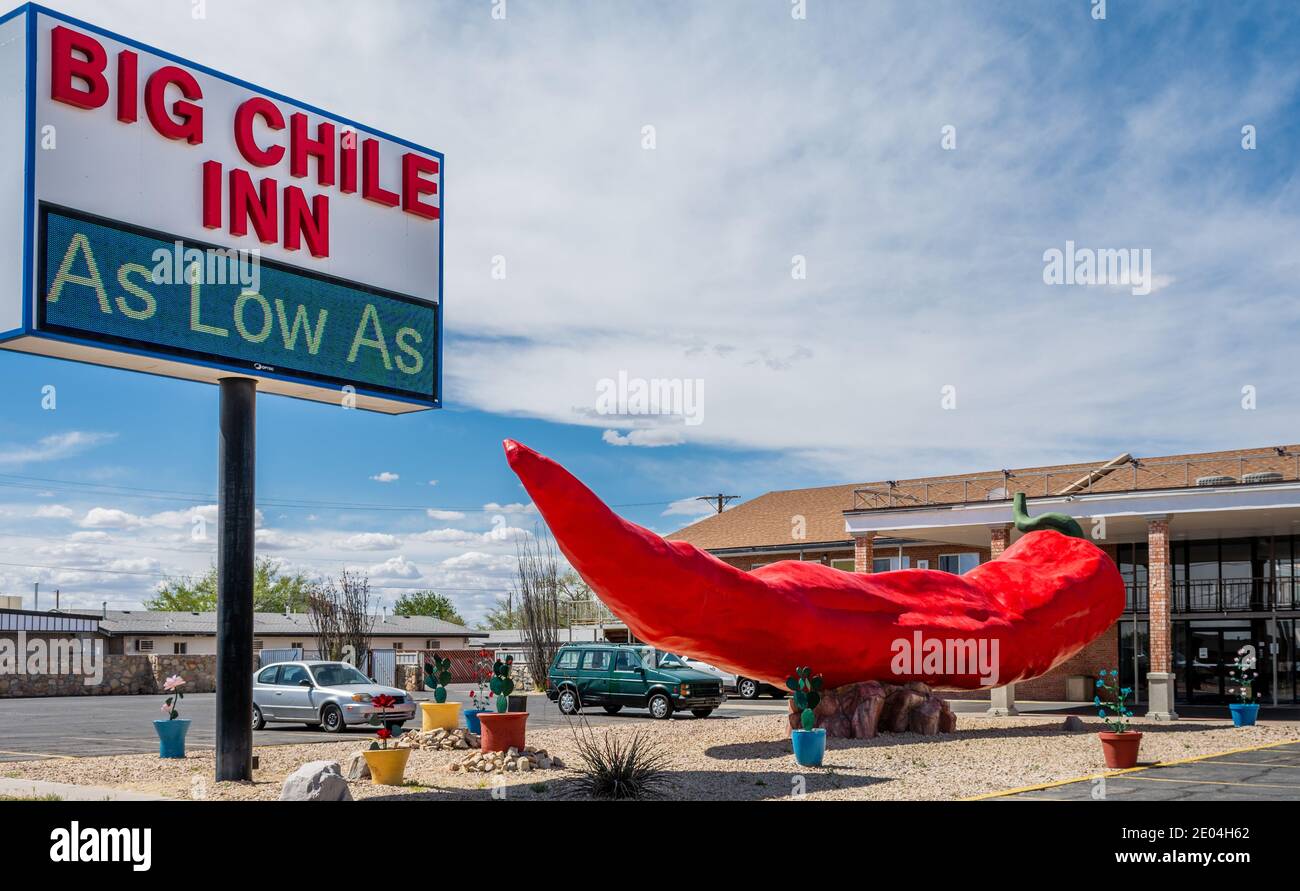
[{"x1": 0, "y1": 653, "x2": 220, "y2": 697}]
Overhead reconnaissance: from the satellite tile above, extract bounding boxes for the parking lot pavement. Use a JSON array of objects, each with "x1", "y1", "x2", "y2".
[
  {"x1": 0, "y1": 683, "x2": 789, "y2": 762},
  {"x1": 982, "y1": 740, "x2": 1300, "y2": 801}
]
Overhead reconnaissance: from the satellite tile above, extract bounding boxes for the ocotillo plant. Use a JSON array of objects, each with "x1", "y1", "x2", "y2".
[
  {"x1": 490, "y1": 655, "x2": 515, "y2": 712},
  {"x1": 423, "y1": 655, "x2": 452, "y2": 703},
  {"x1": 787, "y1": 666, "x2": 822, "y2": 731}
]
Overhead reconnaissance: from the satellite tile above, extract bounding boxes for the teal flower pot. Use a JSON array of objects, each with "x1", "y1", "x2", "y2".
[
  {"x1": 154, "y1": 718, "x2": 191, "y2": 758},
  {"x1": 791, "y1": 728, "x2": 826, "y2": 767},
  {"x1": 1230, "y1": 703, "x2": 1259, "y2": 727},
  {"x1": 464, "y1": 708, "x2": 485, "y2": 734}
]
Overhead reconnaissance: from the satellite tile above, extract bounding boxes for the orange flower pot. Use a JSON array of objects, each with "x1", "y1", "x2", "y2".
[
  {"x1": 1099, "y1": 731, "x2": 1142, "y2": 769},
  {"x1": 477, "y1": 711, "x2": 528, "y2": 752}
]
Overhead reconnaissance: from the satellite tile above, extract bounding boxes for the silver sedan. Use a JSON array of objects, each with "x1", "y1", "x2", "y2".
[{"x1": 252, "y1": 660, "x2": 416, "y2": 733}]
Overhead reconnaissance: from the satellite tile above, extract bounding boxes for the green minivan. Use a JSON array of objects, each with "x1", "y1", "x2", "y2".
[{"x1": 546, "y1": 643, "x2": 726, "y2": 719}]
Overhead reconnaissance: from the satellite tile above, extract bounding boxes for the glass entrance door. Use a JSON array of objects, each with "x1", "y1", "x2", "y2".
[{"x1": 1182, "y1": 620, "x2": 1285, "y2": 704}]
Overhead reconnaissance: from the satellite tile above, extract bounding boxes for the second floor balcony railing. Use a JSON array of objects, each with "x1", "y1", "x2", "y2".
[
  {"x1": 1123, "y1": 578, "x2": 1299, "y2": 613},
  {"x1": 851, "y1": 452, "x2": 1300, "y2": 510}
]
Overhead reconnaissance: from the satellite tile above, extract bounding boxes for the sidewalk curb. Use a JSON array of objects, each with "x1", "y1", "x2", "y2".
[{"x1": 0, "y1": 777, "x2": 169, "y2": 801}]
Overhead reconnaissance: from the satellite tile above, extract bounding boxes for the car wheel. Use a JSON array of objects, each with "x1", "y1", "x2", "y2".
[
  {"x1": 320, "y1": 704, "x2": 345, "y2": 733},
  {"x1": 557, "y1": 688, "x2": 580, "y2": 715},
  {"x1": 602, "y1": 705, "x2": 623, "y2": 715},
  {"x1": 737, "y1": 678, "x2": 759, "y2": 699},
  {"x1": 648, "y1": 693, "x2": 672, "y2": 720},
  {"x1": 691, "y1": 708, "x2": 714, "y2": 718},
  {"x1": 252, "y1": 703, "x2": 265, "y2": 730}
]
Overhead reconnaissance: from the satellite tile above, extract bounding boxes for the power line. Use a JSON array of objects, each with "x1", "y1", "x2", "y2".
[{"x1": 0, "y1": 470, "x2": 681, "y2": 512}]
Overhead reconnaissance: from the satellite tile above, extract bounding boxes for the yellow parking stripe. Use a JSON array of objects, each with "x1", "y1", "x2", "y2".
[
  {"x1": 965, "y1": 737, "x2": 1300, "y2": 800},
  {"x1": 0, "y1": 749, "x2": 76, "y2": 760}
]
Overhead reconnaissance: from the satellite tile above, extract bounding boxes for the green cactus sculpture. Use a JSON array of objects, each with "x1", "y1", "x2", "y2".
[
  {"x1": 423, "y1": 655, "x2": 452, "y2": 704},
  {"x1": 489, "y1": 655, "x2": 515, "y2": 713},
  {"x1": 786, "y1": 666, "x2": 823, "y2": 732}
]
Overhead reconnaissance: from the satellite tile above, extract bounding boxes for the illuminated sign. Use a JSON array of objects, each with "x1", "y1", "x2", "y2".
[
  {"x1": 0, "y1": 6, "x2": 443, "y2": 412},
  {"x1": 40, "y1": 205, "x2": 437, "y2": 401}
]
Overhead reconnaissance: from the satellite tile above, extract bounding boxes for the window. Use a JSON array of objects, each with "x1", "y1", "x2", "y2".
[
  {"x1": 831, "y1": 559, "x2": 856, "y2": 572},
  {"x1": 581, "y1": 650, "x2": 610, "y2": 671},
  {"x1": 613, "y1": 650, "x2": 641, "y2": 671},
  {"x1": 135, "y1": 639, "x2": 154, "y2": 652},
  {"x1": 393, "y1": 642, "x2": 403, "y2": 651},
  {"x1": 873, "y1": 556, "x2": 910, "y2": 573},
  {"x1": 257, "y1": 666, "x2": 280, "y2": 684},
  {"x1": 556, "y1": 650, "x2": 580, "y2": 669},
  {"x1": 425, "y1": 639, "x2": 441, "y2": 650},
  {"x1": 939, "y1": 553, "x2": 980, "y2": 574},
  {"x1": 290, "y1": 642, "x2": 303, "y2": 649},
  {"x1": 173, "y1": 642, "x2": 187, "y2": 655},
  {"x1": 279, "y1": 664, "x2": 310, "y2": 686}
]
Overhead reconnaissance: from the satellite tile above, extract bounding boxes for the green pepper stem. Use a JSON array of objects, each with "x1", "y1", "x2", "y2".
[{"x1": 1013, "y1": 492, "x2": 1085, "y2": 540}]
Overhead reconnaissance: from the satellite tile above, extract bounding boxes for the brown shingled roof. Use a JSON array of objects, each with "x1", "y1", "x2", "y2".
[{"x1": 667, "y1": 444, "x2": 1300, "y2": 551}]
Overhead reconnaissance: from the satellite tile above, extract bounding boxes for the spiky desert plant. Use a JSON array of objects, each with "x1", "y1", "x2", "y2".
[
  {"x1": 423, "y1": 655, "x2": 452, "y2": 703},
  {"x1": 563, "y1": 721, "x2": 672, "y2": 800},
  {"x1": 490, "y1": 655, "x2": 515, "y2": 712},
  {"x1": 787, "y1": 666, "x2": 822, "y2": 731}
]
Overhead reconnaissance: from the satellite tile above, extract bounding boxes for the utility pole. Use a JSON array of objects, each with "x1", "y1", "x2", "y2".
[
  {"x1": 33, "y1": 581, "x2": 38, "y2": 612},
  {"x1": 696, "y1": 493, "x2": 739, "y2": 515}
]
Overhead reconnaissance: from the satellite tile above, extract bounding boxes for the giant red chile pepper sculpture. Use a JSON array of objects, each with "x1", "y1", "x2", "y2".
[{"x1": 504, "y1": 440, "x2": 1124, "y2": 690}]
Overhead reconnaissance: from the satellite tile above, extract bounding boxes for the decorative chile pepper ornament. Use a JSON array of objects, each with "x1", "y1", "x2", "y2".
[{"x1": 503, "y1": 440, "x2": 1125, "y2": 690}]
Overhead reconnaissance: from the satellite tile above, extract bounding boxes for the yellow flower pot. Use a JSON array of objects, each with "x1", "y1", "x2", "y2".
[
  {"x1": 362, "y1": 747, "x2": 411, "y2": 786},
  {"x1": 420, "y1": 701, "x2": 462, "y2": 731}
]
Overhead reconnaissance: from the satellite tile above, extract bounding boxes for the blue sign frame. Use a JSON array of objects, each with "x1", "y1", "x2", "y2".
[{"x1": 0, "y1": 3, "x2": 445, "y2": 412}]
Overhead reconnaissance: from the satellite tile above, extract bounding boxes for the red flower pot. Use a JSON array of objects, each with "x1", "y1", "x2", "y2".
[
  {"x1": 1098, "y1": 731, "x2": 1142, "y2": 768},
  {"x1": 478, "y1": 712, "x2": 528, "y2": 752}
]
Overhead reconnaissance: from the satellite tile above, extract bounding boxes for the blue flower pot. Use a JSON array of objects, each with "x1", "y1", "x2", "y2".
[
  {"x1": 154, "y1": 718, "x2": 191, "y2": 759},
  {"x1": 463, "y1": 708, "x2": 485, "y2": 734},
  {"x1": 1230, "y1": 703, "x2": 1259, "y2": 727},
  {"x1": 791, "y1": 728, "x2": 826, "y2": 767}
]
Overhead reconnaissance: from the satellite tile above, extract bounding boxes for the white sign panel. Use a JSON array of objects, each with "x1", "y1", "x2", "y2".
[{"x1": 0, "y1": 5, "x2": 443, "y2": 413}]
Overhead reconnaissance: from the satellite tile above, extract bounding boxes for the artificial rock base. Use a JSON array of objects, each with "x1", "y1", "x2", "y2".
[{"x1": 787, "y1": 680, "x2": 957, "y2": 738}]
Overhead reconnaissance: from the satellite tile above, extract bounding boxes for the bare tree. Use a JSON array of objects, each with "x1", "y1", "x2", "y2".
[
  {"x1": 513, "y1": 530, "x2": 565, "y2": 691},
  {"x1": 308, "y1": 570, "x2": 375, "y2": 668}
]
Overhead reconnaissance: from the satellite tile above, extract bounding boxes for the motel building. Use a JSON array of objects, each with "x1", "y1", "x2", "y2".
[{"x1": 668, "y1": 444, "x2": 1300, "y2": 716}]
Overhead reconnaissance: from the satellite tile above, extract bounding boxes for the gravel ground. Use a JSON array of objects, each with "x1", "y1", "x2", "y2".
[{"x1": 4, "y1": 713, "x2": 1297, "y2": 801}]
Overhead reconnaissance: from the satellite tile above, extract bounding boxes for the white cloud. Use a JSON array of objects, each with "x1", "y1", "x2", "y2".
[
  {"x1": 363, "y1": 556, "x2": 422, "y2": 580},
  {"x1": 409, "y1": 528, "x2": 481, "y2": 545},
  {"x1": 79, "y1": 507, "x2": 143, "y2": 529},
  {"x1": 337, "y1": 532, "x2": 399, "y2": 550},
  {"x1": 0, "y1": 432, "x2": 116, "y2": 467},
  {"x1": 661, "y1": 497, "x2": 719, "y2": 518},
  {"x1": 370, "y1": 472, "x2": 400, "y2": 483},
  {"x1": 426, "y1": 509, "x2": 466, "y2": 521},
  {"x1": 603, "y1": 428, "x2": 686, "y2": 448},
  {"x1": 34, "y1": 504, "x2": 76, "y2": 519},
  {"x1": 481, "y1": 502, "x2": 536, "y2": 515}
]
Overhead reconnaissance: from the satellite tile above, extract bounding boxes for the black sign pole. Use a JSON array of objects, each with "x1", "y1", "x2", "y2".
[{"x1": 215, "y1": 376, "x2": 257, "y2": 782}]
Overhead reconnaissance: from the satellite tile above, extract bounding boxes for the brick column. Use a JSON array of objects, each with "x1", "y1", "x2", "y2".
[
  {"x1": 853, "y1": 532, "x2": 875, "y2": 573},
  {"x1": 989, "y1": 523, "x2": 1013, "y2": 559},
  {"x1": 986, "y1": 523, "x2": 1017, "y2": 713},
  {"x1": 1145, "y1": 515, "x2": 1178, "y2": 720}
]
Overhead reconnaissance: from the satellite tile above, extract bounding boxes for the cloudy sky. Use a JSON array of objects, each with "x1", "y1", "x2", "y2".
[{"x1": 2, "y1": 0, "x2": 1298, "y2": 623}]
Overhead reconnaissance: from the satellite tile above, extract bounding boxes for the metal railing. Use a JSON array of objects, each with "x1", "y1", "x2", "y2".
[
  {"x1": 1125, "y1": 578, "x2": 1299, "y2": 613},
  {"x1": 851, "y1": 452, "x2": 1300, "y2": 510}
]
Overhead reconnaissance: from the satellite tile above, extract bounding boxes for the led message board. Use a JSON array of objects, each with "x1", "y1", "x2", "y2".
[{"x1": 0, "y1": 5, "x2": 443, "y2": 413}]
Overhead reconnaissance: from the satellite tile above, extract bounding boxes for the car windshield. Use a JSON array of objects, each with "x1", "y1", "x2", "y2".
[
  {"x1": 311, "y1": 664, "x2": 371, "y2": 686},
  {"x1": 656, "y1": 652, "x2": 688, "y2": 669}
]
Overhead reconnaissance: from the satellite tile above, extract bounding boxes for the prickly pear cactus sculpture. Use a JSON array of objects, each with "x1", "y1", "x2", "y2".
[
  {"x1": 423, "y1": 655, "x2": 452, "y2": 704},
  {"x1": 490, "y1": 655, "x2": 515, "y2": 713},
  {"x1": 788, "y1": 667, "x2": 823, "y2": 731}
]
